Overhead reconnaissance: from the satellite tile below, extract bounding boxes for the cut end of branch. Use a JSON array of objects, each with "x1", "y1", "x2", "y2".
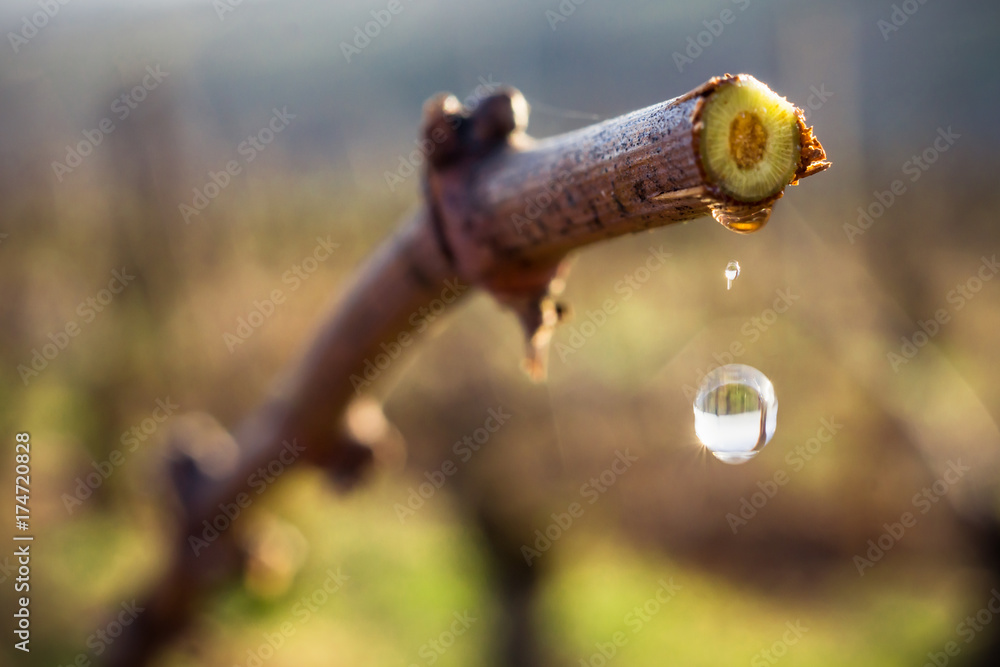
[
  {"x1": 695, "y1": 74, "x2": 830, "y2": 204},
  {"x1": 696, "y1": 75, "x2": 801, "y2": 202}
]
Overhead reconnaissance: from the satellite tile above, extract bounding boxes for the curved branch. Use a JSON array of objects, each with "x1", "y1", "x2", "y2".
[{"x1": 107, "y1": 73, "x2": 829, "y2": 667}]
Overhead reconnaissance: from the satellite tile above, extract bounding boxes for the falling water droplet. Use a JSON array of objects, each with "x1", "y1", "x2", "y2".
[
  {"x1": 693, "y1": 364, "x2": 777, "y2": 464},
  {"x1": 724, "y1": 260, "x2": 741, "y2": 290}
]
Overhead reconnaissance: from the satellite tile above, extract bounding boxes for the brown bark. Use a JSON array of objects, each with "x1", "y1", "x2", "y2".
[{"x1": 107, "y1": 73, "x2": 828, "y2": 667}]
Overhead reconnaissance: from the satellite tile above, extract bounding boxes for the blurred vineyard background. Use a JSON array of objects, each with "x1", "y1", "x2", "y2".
[{"x1": 2, "y1": 0, "x2": 1000, "y2": 665}]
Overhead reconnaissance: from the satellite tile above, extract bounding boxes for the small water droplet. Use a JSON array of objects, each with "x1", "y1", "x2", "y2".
[
  {"x1": 693, "y1": 364, "x2": 777, "y2": 464},
  {"x1": 724, "y1": 260, "x2": 740, "y2": 290},
  {"x1": 710, "y1": 202, "x2": 773, "y2": 233}
]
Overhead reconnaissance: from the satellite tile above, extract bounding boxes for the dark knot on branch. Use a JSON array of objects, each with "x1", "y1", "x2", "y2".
[{"x1": 421, "y1": 87, "x2": 530, "y2": 169}]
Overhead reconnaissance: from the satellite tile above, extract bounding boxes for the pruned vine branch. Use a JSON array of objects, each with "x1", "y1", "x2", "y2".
[{"x1": 107, "y1": 73, "x2": 828, "y2": 666}]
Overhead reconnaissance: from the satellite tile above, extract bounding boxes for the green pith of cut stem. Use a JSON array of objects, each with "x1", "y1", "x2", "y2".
[{"x1": 698, "y1": 77, "x2": 802, "y2": 203}]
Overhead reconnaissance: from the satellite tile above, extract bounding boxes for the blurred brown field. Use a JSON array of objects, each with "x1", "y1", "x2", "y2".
[{"x1": 2, "y1": 0, "x2": 1000, "y2": 665}]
